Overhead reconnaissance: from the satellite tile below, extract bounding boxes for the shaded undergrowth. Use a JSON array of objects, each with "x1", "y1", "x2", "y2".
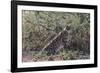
[{"x1": 22, "y1": 48, "x2": 90, "y2": 62}]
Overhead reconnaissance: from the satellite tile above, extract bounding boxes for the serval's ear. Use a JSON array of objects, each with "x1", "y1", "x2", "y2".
[{"x1": 66, "y1": 25, "x2": 71, "y2": 30}]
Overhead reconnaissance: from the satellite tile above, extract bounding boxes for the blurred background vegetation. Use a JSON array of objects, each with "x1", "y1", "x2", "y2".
[{"x1": 22, "y1": 10, "x2": 90, "y2": 62}]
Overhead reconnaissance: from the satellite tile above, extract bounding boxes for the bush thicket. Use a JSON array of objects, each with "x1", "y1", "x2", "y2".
[{"x1": 22, "y1": 10, "x2": 90, "y2": 62}]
